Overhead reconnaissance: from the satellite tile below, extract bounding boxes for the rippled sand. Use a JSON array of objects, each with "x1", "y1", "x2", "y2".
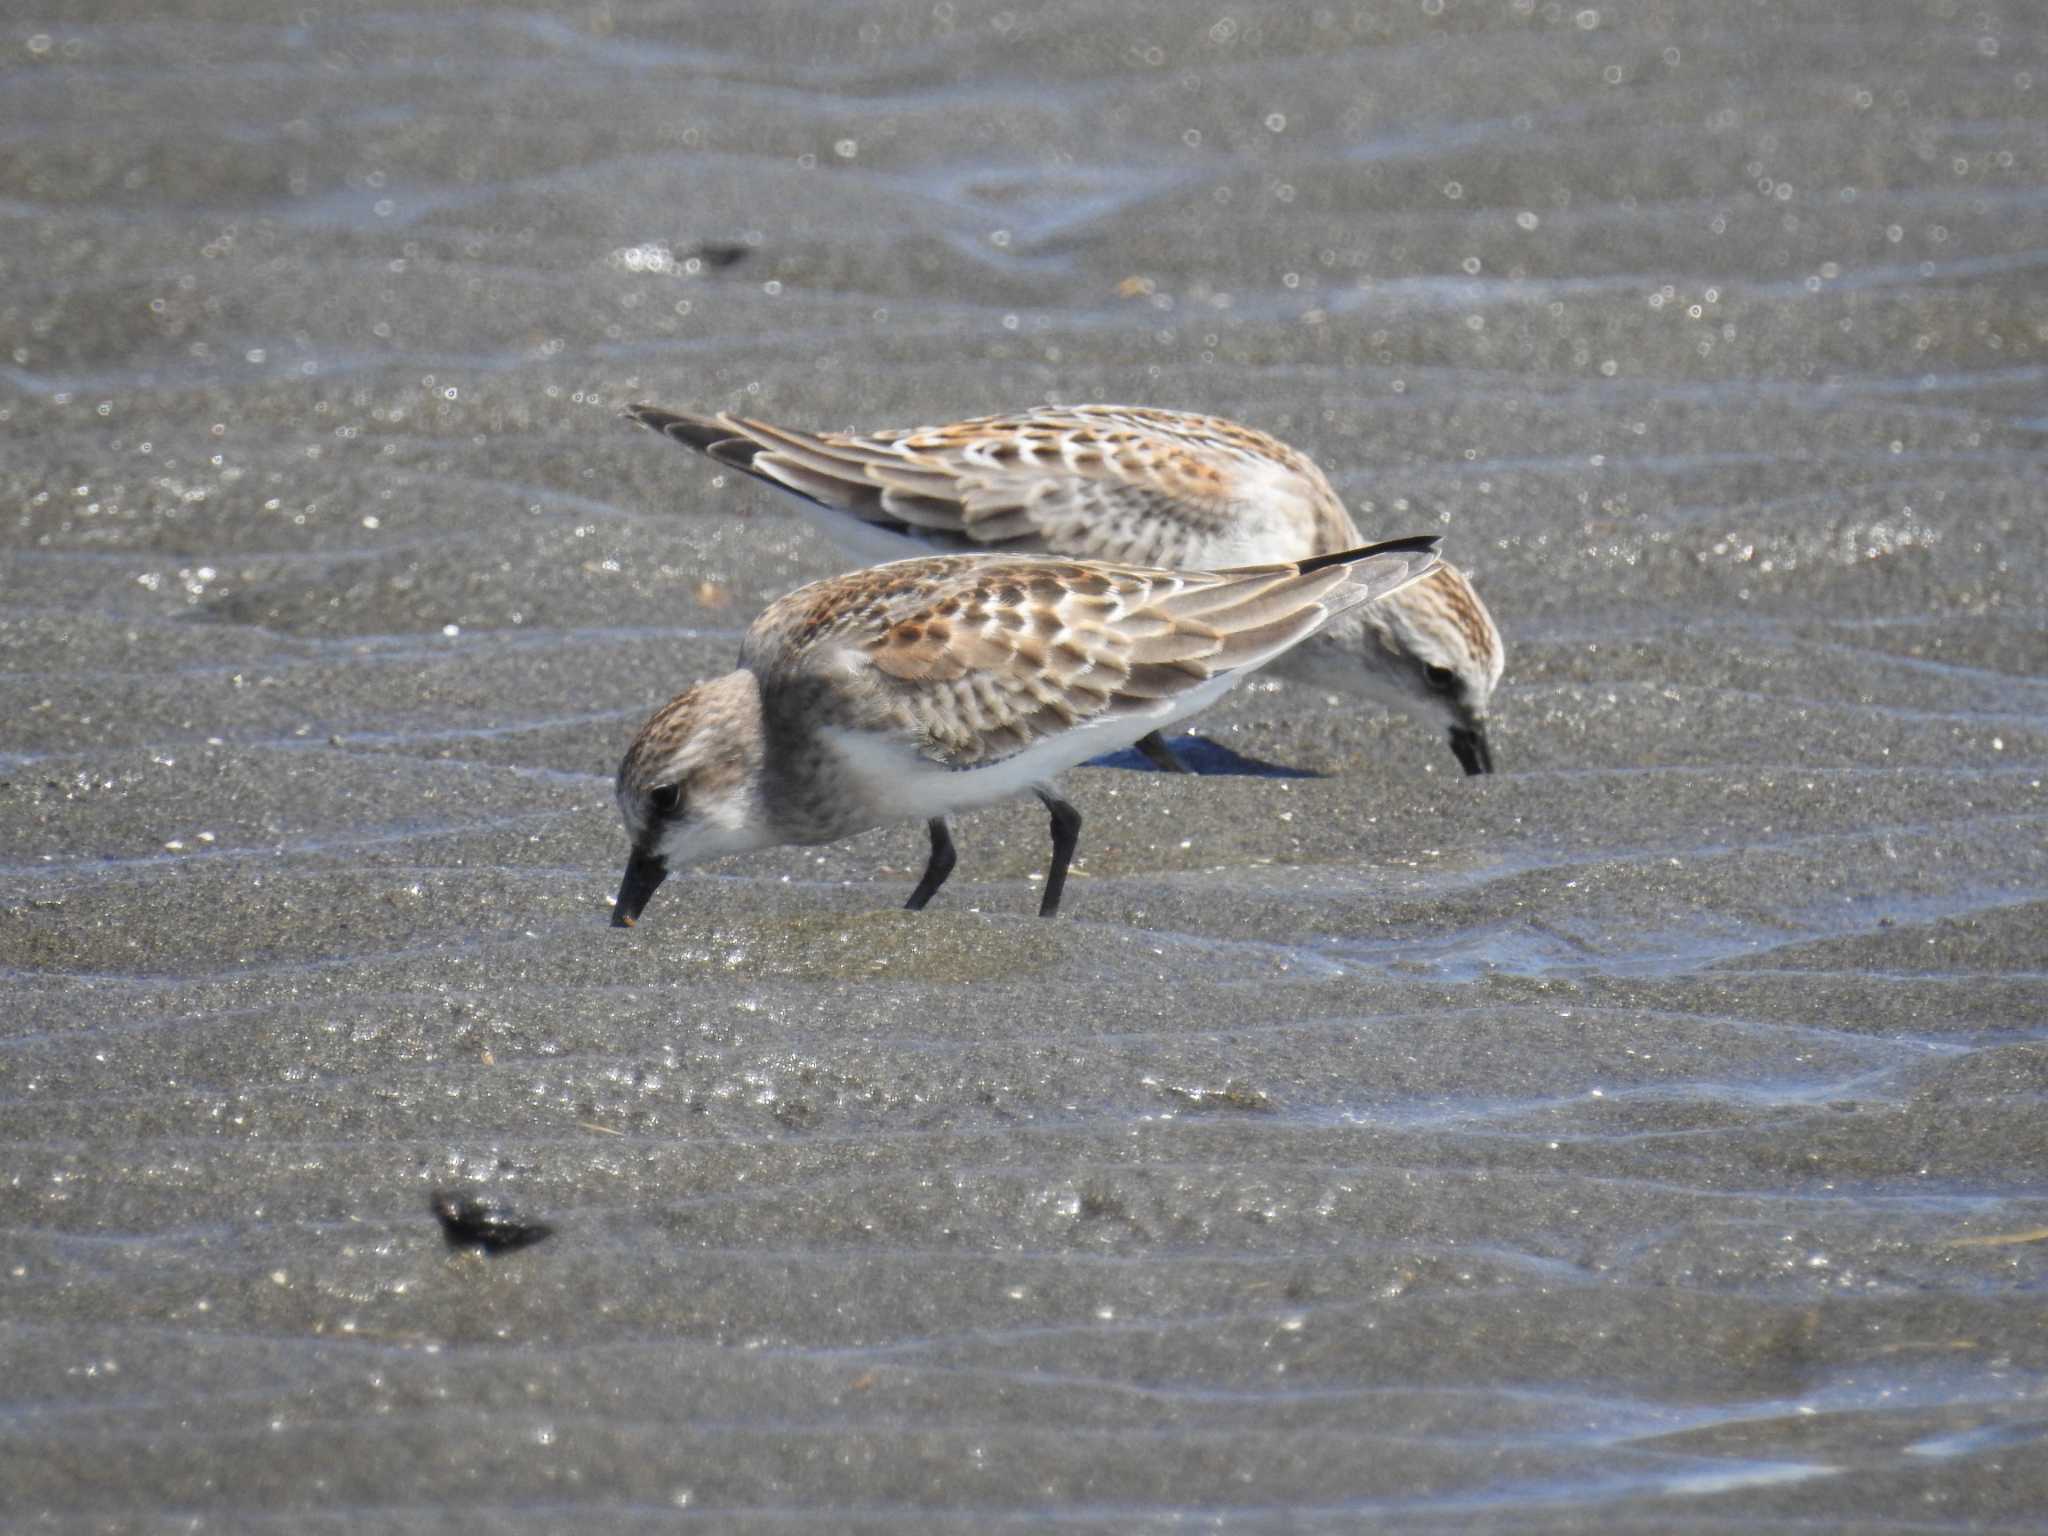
[{"x1": 5, "y1": 1, "x2": 2048, "y2": 1528}]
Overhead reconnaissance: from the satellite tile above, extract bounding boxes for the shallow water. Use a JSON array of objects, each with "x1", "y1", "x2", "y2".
[{"x1": 5, "y1": 1, "x2": 2048, "y2": 1528}]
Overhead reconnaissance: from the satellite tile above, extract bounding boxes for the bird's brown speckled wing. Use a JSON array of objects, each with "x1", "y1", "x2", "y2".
[
  {"x1": 628, "y1": 403, "x2": 1354, "y2": 567},
  {"x1": 741, "y1": 544, "x2": 1438, "y2": 769}
]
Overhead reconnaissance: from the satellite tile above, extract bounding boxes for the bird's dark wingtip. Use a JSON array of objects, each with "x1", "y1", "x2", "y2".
[
  {"x1": 1296, "y1": 534, "x2": 1442, "y2": 574},
  {"x1": 624, "y1": 404, "x2": 754, "y2": 459}
]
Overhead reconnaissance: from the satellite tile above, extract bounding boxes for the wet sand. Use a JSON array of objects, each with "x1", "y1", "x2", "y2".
[{"x1": 4, "y1": 0, "x2": 2048, "y2": 1528}]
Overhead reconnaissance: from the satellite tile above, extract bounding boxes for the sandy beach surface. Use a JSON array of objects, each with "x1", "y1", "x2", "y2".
[{"x1": 4, "y1": 1, "x2": 2047, "y2": 1528}]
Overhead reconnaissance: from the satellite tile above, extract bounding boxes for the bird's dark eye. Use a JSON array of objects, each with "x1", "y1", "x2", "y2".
[
  {"x1": 1423, "y1": 665, "x2": 1458, "y2": 695},
  {"x1": 648, "y1": 783, "x2": 683, "y2": 819}
]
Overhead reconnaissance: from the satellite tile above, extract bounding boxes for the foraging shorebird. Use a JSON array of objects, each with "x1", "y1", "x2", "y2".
[
  {"x1": 628, "y1": 403, "x2": 1503, "y2": 775},
  {"x1": 610, "y1": 537, "x2": 1442, "y2": 925}
]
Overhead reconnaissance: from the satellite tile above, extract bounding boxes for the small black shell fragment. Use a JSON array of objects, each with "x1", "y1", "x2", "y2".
[
  {"x1": 430, "y1": 1189, "x2": 553, "y2": 1254},
  {"x1": 683, "y1": 241, "x2": 751, "y2": 270}
]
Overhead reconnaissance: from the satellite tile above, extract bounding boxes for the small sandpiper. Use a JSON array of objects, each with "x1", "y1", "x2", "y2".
[
  {"x1": 629, "y1": 403, "x2": 1503, "y2": 776},
  {"x1": 610, "y1": 537, "x2": 1442, "y2": 926}
]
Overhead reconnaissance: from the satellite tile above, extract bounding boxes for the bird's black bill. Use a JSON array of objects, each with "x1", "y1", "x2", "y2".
[
  {"x1": 1449, "y1": 725, "x2": 1495, "y2": 776},
  {"x1": 611, "y1": 851, "x2": 669, "y2": 927}
]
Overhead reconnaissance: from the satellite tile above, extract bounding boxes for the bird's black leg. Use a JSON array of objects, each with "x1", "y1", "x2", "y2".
[
  {"x1": 1035, "y1": 791, "x2": 1083, "y2": 917},
  {"x1": 1134, "y1": 731, "x2": 1193, "y2": 774},
  {"x1": 904, "y1": 818, "x2": 956, "y2": 910}
]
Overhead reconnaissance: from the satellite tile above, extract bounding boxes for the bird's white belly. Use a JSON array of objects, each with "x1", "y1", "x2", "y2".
[{"x1": 820, "y1": 671, "x2": 1241, "y2": 823}]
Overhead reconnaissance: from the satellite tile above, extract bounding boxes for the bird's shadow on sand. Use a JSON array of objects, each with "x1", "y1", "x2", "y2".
[{"x1": 1087, "y1": 735, "x2": 1322, "y2": 780}]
